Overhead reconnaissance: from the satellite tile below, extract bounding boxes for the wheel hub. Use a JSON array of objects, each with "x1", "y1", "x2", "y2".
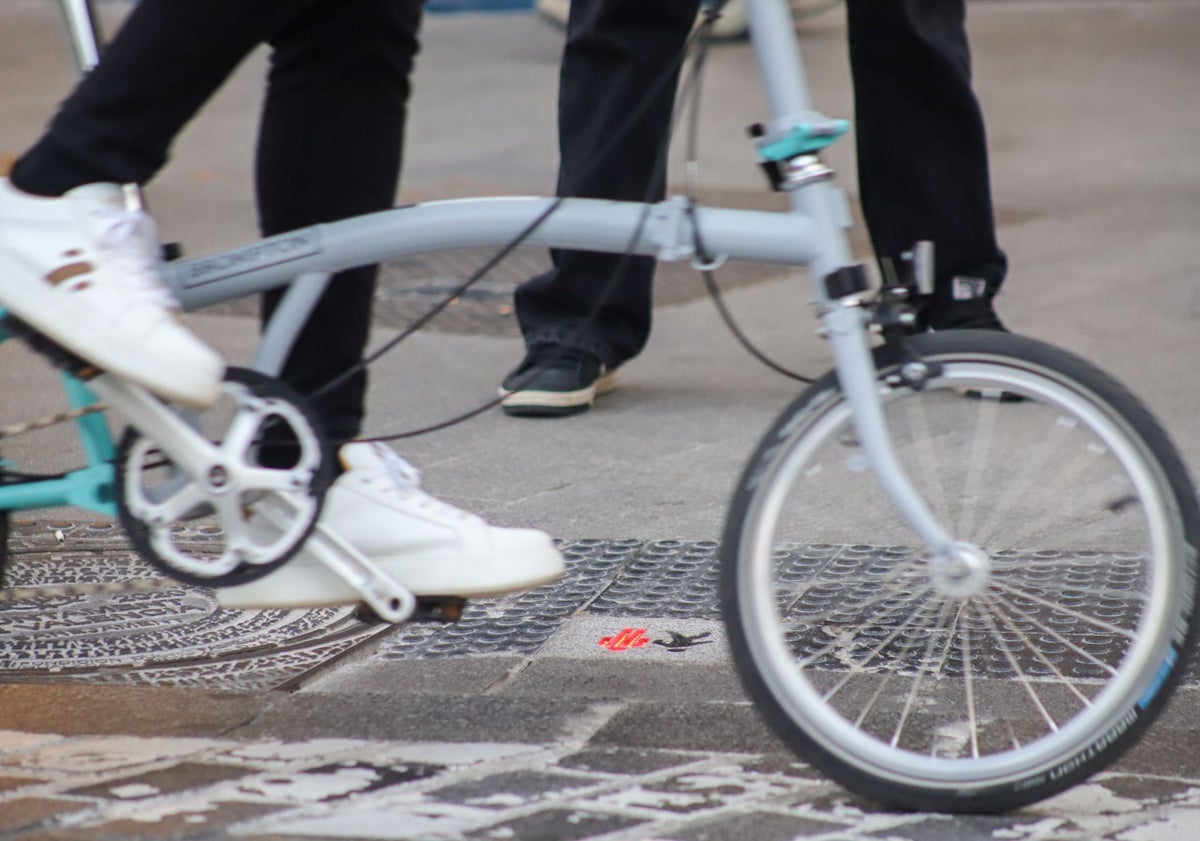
[{"x1": 930, "y1": 541, "x2": 992, "y2": 598}]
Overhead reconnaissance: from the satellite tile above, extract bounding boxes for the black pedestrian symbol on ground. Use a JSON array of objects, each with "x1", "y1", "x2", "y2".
[{"x1": 653, "y1": 631, "x2": 713, "y2": 652}]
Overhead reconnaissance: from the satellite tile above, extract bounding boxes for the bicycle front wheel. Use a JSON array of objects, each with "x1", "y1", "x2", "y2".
[{"x1": 722, "y1": 331, "x2": 1200, "y2": 812}]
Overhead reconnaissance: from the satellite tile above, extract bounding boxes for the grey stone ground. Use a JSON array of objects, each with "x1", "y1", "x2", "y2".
[{"x1": 2, "y1": 1, "x2": 1200, "y2": 839}]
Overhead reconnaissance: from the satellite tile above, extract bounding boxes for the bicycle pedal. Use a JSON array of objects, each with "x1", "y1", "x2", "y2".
[
  {"x1": 414, "y1": 596, "x2": 468, "y2": 623},
  {"x1": 353, "y1": 596, "x2": 467, "y2": 625},
  {"x1": 0, "y1": 316, "x2": 98, "y2": 380}
]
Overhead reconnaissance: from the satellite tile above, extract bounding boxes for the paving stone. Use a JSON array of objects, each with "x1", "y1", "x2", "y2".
[
  {"x1": 81, "y1": 800, "x2": 288, "y2": 839},
  {"x1": 500, "y1": 657, "x2": 747, "y2": 703},
  {"x1": 463, "y1": 807, "x2": 647, "y2": 841},
  {"x1": 555, "y1": 747, "x2": 699, "y2": 776},
  {"x1": 303, "y1": 656, "x2": 526, "y2": 696},
  {"x1": 1114, "y1": 717, "x2": 1200, "y2": 777},
  {"x1": 4, "y1": 2, "x2": 1200, "y2": 840},
  {"x1": 231, "y1": 693, "x2": 601, "y2": 744},
  {"x1": 665, "y1": 811, "x2": 846, "y2": 841},
  {"x1": 230, "y1": 760, "x2": 446, "y2": 804},
  {"x1": 0, "y1": 684, "x2": 272, "y2": 738},
  {"x1": 874, "y1": 813, "x2": 1048, "y2": 841},
  {"x1": 0, "y1": 773, "x2": 48, "y2": 793},
  {"x1": 589, "y1": 702, "x2": 787, "y2": 755},
  {"x1": 251, "y1": 800, "x2": 497, "y2": 839},
  {"x1": 0, "y1": 796, "x2": 90, "y2": 833},
  {"x1": 426, "y1": 769, "x2": 605, "y2": 810},
  {"x1": 65, "y1": 762, "x2": 251, "y2": 800}
]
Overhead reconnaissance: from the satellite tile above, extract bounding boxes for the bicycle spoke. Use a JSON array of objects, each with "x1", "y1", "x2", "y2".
[
  {"x1": 781, "y1": 559, "x2": 928, "y2": 630},
  {"x1": 974, "y1": 415, "x2": 1096, "y2": 552},
  {"x1": 816, "y1": 590, "x2": 942, "y2": 688},
  {"x1": 983, "y1": 589, "x2": 1128, "y2": 680},
  {"x1": 989, "y1": 579, "x2": 1140, "y2": 643},
  {"x1": 973, "y1": 592, "x2": 1090, "y2": 718},
  {"x1": 957, "y1": 388, "x2": 1002, "y2": 542},
  {"x1": 792, "y1": 580, "x2": 940, "y2": 667},
  {"x1": 960, "y1": 609, "x2": 979, "y2": 759},
  {"x1": 899, "y1": 393, "x2": 955, "y2": 536},
  {"x1": 726, "y1": 335, "x2": 1196, "y2": 810},
  {"x1": 891, "y1": 599, "x2": 959, "y2": 748},
  {"x1": 975, "y1": 601, "x2": 1066, "y2": 729}
]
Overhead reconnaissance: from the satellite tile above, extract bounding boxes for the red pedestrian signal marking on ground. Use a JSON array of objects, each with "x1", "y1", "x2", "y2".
[{"x1": 598, "y1": 628, "x2": 651, "y2": 652}]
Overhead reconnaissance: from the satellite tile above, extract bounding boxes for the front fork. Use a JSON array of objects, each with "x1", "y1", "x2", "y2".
[
  {"x1": 819, "y1": 297, "x2": 956, "y2": 558},
  {"x1": 752, "y1": 112, "x2": 963, "y2": 569}
]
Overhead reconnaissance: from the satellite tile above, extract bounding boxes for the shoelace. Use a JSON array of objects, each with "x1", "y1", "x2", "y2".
[
  {"x1": 88, "y1": 206, "x2": 178, "y2": 310},
  {"x1": 369, "y1": 442, "x2": 423, "y2": 492},
  {"x1": 363, "y1": 443, "x2": 473, "y2": 521}
]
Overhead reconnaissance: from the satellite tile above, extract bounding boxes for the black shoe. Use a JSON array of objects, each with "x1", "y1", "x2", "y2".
[
  {"x1": 921, "y1": 282, "x2": 1023, "y2": 401},
  {"x1": 499, "y1": 346, "x2": 619, "y2": 417},
  {"x1": 919, "y1": 277, "x2": 1009, "y2": 333},
  {"x1": 921, "y1": 296, "x2": 1009, "y2": 332}
]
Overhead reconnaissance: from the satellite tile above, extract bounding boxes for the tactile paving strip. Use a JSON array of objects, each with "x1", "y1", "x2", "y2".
[
  {"x1": 373, "y1": 539, "x2": 649, "y2": 661},
  {"x1": 766, "y1": 544, "x2": 1149, "y2": 681},
  {"x1": 3, "y1": 524, "x2": 1196, "y2": 688}
]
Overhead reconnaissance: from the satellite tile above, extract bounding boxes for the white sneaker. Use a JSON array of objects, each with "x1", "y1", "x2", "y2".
[
  {"x1": 0, "y1": 178, "x2": 223, "y2": 408},
  {"x1": 217, "y1": 442, "x2": 566, "y2": 609}
]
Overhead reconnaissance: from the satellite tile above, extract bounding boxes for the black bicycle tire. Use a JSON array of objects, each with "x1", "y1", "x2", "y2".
[{"x1": 720, "y1": 330, "x2": 1200, "y2": 812}]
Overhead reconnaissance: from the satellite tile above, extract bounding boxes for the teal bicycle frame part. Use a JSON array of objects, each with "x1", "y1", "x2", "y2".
[
  {"x1": 0, "y1": 311, "x2": 116, "y2": 516},
  {"x1": 0, "y1": 381, "x2": 116, "y2": 517}
]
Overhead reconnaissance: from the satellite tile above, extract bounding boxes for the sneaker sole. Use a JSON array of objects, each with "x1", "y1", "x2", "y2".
[
  {"x1": 499, "y1": 369, "x2": 619, "y2": 417},
  {"x1": 217, "y1": 553, "x2": 565, "y2": 610}
]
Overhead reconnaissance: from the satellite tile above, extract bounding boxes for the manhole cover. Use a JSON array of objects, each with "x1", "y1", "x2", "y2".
[{"x1": 0, "y1": 521, "x2": 381, "y2": 690}]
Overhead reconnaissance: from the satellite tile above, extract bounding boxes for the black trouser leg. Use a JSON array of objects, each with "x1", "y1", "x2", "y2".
[
  {"x1": 12, "y1": 0, "x2": 312, "y2": 193},
  {"x1": 513, "y1": 0, "x2": 699, "y2": 369},
  {"x1": 257, "y1": 0, "x2": 422, "y2": 446},
  {"x1": 12, "y1": 0, "x2": 422, "y2": 447},
  {"x1": 511, "y1": 0, "x2": 1006, "y2": 365},
  {"x1": 846, "y1": 0, "x2": 1007, "y2": 302}
]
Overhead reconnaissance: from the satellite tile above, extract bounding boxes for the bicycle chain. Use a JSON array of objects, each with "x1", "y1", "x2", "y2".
[
  {"x1": 0, "y1": 402, "x2": 108, "y2": 441},
  {"x1": 0, "y1": 384, "x2": 160, "y2": 603}
]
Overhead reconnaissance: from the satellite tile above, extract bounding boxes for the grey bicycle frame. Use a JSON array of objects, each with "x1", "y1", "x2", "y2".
[{"x1": 139, "y1": 0, "x2": 953, "y2": 560}]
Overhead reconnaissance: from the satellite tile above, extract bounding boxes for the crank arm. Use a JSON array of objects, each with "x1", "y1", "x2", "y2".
[
  {"x1": 87, "y1": 374, "x2": 220, "y2": 480},
  {"x1": 253, "y1": 497, "x2": 417, "y2": 624}
]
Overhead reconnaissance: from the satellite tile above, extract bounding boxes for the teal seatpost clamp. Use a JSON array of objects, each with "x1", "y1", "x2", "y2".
[{"x1": 750, "y1": 113, "x2": 851, "y2": 191}]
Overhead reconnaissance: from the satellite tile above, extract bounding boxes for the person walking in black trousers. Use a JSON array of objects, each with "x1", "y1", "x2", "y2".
[
  {"x1": 501, "y1": 0, "x2": 1010, "y2": 416},
  {"x1": 0, "y1": 0, "x2": 565, "y2": 607}
]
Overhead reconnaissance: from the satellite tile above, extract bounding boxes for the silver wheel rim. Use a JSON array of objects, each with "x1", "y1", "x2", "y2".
[{"x1": 737, "y1": 356, "x2": 1182, "y2": 791}]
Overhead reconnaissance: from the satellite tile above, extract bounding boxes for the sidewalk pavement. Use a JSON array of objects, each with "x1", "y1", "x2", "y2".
[{"x1": 2, "y1": 2, "x2": 1200, "y2": 839}]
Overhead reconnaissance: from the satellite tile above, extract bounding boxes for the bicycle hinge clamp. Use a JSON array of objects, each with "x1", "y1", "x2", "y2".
[
  {"x1": 873, "y1": 241, "x2": 936, "y2": 343},
  {"x1": 647, "y1": 195, "x2": 698, "y2": 263},
  {"x1": 749, "y1": 113, "x2": 851, "y2": 192}
]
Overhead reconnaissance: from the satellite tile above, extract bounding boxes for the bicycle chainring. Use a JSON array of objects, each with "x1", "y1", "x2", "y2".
[{"x1": 114, "y1": 367, "x2": 334, "y2": 588}]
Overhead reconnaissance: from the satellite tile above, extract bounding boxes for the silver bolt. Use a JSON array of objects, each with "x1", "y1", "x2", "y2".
[{"x1": 901, "y1": 362, "x2": 929, "y2": 384}]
